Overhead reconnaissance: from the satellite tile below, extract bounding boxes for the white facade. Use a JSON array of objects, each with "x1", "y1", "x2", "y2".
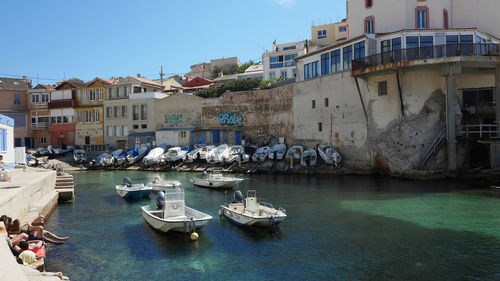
[
  {"x1": 0, "y1": 114, "x2": 15, "y2": 165},
  {"x1": 262, "y1": 40, "x2": 307, "y2": 80}
]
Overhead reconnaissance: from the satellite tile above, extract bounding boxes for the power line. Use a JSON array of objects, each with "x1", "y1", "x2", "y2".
[{"x1": 0, "y1": 72, "x2": 60, "y2": 81}]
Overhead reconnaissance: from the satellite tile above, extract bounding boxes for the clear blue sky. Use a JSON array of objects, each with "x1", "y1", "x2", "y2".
[{"x1": 1, "y1": 0, "x2": 346, "y2": 84}]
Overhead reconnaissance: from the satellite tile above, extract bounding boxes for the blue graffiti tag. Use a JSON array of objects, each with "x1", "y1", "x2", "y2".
[
  {"x1": 165, "y1": 114, "x2": 183, "y2": 124},
  {"x1": 218, "y1": 113, "x2": 243, "y2": 127}
]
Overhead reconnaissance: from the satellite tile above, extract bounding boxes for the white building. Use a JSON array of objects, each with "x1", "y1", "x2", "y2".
[
  {"x1": 262, "y1": 40, "x2": 308, "y2": 80},
  {"x1": 0, "y1": 114, "x2": 15, "y2": 165}
]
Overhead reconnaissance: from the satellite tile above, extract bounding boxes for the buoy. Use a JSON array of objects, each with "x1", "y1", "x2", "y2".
[
  {"x1": 190, "y1": 232, "x2": 199, "y2": 241},
  {"x1": 218, "y1": 208, "x2": 223, "y2": 216}
]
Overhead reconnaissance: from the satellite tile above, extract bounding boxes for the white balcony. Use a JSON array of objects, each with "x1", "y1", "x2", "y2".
[{"x1": 31, "y1": 122, "x2": 49, "y2": 130}]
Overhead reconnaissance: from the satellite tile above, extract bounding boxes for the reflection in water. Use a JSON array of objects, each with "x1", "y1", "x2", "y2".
[{"x1": 44, "y1": 171, "x2": 500, "y2": 280}]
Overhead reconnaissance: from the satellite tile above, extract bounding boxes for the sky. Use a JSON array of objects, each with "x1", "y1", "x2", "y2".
[{"x1": 0, "y1": 0, "x2": 347, "y2": 84}]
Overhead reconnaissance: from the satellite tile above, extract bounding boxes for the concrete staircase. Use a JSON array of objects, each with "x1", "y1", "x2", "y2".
[{"x1": 55, "y1": 173, "x2": 75, "y2": 203}]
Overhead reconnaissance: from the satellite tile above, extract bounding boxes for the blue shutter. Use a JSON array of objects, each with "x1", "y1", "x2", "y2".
[{"x1": 1, "y1": 129, "x2": 7, "y2": 151}]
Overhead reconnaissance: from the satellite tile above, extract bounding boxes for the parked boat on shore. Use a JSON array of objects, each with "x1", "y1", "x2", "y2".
[
  {"x1": 143, "y1": 145, "x2": 166, "y2": 167},
  {"x1": 198, "y1": 145, "x2": 215, "y2": 160},
  {"x1": 191, "y1": 171, "x2": 244, "y2": 189},
  {"x1": 115, "y1": 149, "x2": 134, "y2": 166},
  {"x1": 207, "y1": 144, "x2": 229, "y2": 164},
  {"x1": 116, "y1": 177, "x2": 153, "y2": 200},
  {"x1": 285, "y1": 145, "x2": 303, "y2": 162},
  {"x1": 252, "y1": 146, "x2": 271, "y2": 162},
  {"x1": 101, "y1": 149, "x2": 123, "y2": 167},
  {"x1": 219, "y1": 190, "x2": 286, "y2": 227},
  {"x1": 73, "y1": 149, "x2": 87, "y2": 164},
  {"x1": 317, "y1": 144, "x2": 342, "y2": 166},
  {"x1": 126, "y1": 146, "x2": 150, "y2": 165},
  {"x1": 224, "y1": 145, "x2": 248, "y2": 163},
  {"x1": 52, "y1": 146, "x2": 74, "y2": 157},
  {"x1": 141, "y1": 186, "x2": 212, "y2": 233},
  {"x1": 164, "y1": 146, "x2": 189, "y2": 163},
  {"x1": 268, "y1": 143, "x2": 287, "y2": 160},
  {"x1": 89, "y1": 152, "x2": 109, "y2": 168},
  {"x1": 300, "y1": 149, "x2": 317, "y2": 167}
]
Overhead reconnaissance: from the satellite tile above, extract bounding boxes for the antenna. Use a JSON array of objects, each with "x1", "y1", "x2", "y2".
[{"x1": 160, "y1": 66, "x2": 164, "y2": 85}]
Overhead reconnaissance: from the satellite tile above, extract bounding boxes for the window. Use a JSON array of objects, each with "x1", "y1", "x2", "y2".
[
  {"x1": 94, "y1": 109, "x2": 100, "y2": 122},
  {"x1": 133, "y1": 124, "x2": 139, "y2": 129},
  {"x1": 114, "y1": 106, "x2": 119, "y2": 117},
  {"x1": 318, "y1": 30, "x2": 327, "y2": 39},
  {"x1": 312, "y1": 61, "x2": 319, "y2": 78},
  {"x1": 269, "y1": 72, "x2": 276, "y2": 79},
  {"x1": 115, "y1": 126, "x2": 121, "y2": 137},
  {"x1": 406, "y1": 36, "x2": 419, "y2": 48},
  {"x1": 40, "y1": 137, "x2": 46, "y2": 144},
  {"x1": 97, "y1": 88, "x2": 103, "y2": 100},
  {"x1": 284, "y1": 53, "x2": 298, "y2": 61},
  {"x1": 85, "y1": 110, "x2": 91, "y2": 123},
  {"x1": 133, "y1": 105, "x2": 139, "y2": 120},
  {"x1": 14, "y1": 93, "x2": 20, "y2": 105},
  {"x1": 416, "y1": 7, "x2": 428, "y2": 29},
  {"x1": 381, "y1": 40, "x2": 391, "y2": 53},
  {"x1": 339, "y1": 26, "x2": 347, "y2": 32},
  {"x1": 460, "y1": 35, "x2": 474, "y2": 56},
  {"x1": 141, "y1": 124, "x2": 147, "y2": 129},
  {"x1": 117, "y1": 87, "x2": 122, "y2": 97},
  {"x1": 51, "y1": 117, "x2": 56, "y2": 124},
  {"x1": 331, "y1": 49, "x2": 341, "y2": 73},
  {"x1": 106, "y1": 107, "x2": 111, "y2": 118},
  {"x1": 122, "y1": 106, "x2": 127, "y2": 117},
  {"x1": 63, "y1": 116, "x2": 69, "y2": 123},
  {"x1": 325, "y1": 98, "x2": 329, "y2": 107},
  {"x1": 180, "y1": 131, "x2": 186, "y2": 138},
  {"x1": 108, "y1": 88, "x2": 114, "y2": 98},
  {"x1": 31, "y1": 94, "x2": 39, "y2": 103},
  {"x1": 281, "y1": 71, "x2": 288, "y2": 78},
  {"x1": 378, "y1": 81, "x2": 388, "y2": 96},
  {"x1": 57, "y1": 116, "x2": 62, "y2": 124},
  {"x1": 443, "y1": 9, "x2": 448, "y2": 29},
  {"x1": 354, "y1": 41, "x2": 365, "y2": 60},
  {"x1": 89, "y1": 89, "x2": 96, "y2": 101},
  {"x1": 321, "y1": 53, "x2": 330, "y2": 75},
  {"x1": 283, "y1": 46, "x2": 296, "y2": 50},
  {"x1": 107, "y1": 126, "x2": 113, "y2": 137},
  {"x1": 41, "y1": 94, "x2": 49, "y2": 102},
  {"x1": 122, "y1": 125, "x2": 128, "y2": 136},
  {"x1": 140, "y1": 105, "x2": 147, "y2": 120},
  {"x1": 343, "y1": 45, "x2": 353, "y2": 70},
  {"x1": 365, "y1": 17, "x2": 375, "y2": 33},
  {"x1": 304, "y1": 64, "x2": 311, "y2": 80},
  {"x1": 312, "y1": 100, "x2": 316, "y2": 109},
  {"x1": 0, "y1": 129, "x2": 7, "y2": 151},
  {"x1": 133, "y1": 86, "x2": 141, "y2": 93},
  {"x1": 318, "y1": 122, "x2": 323, "y2": 132},
  {"x1": 125, "y1": 87, "x2": 130, "y2": 97},
  {"x1": 270, "y1": 63, "x2": 284, "y2": 69},
  {"x1": 365, "y1": 0, "x2": 372, "y2": 8}
]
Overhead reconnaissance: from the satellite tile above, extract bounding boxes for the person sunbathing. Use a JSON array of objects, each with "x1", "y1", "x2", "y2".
[
  {"x1": 21, "y1": 224, "x2": 69, "y2": 244},
  {"x1": 17, "y1": 241, "x2": 38, "y2": 265}
]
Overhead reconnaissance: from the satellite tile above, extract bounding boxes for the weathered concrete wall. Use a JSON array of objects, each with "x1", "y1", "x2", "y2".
[
  {"x1": 154, "y1": 94, "x2": 202, "y2": 130},
  {"x1": 202, "y1": 84, "x2": 293, "y2": 145}
]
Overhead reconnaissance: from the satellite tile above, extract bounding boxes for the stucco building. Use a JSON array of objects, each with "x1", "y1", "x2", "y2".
[
  {"x1": 262, "y1": 40, "x2": 307, "y2": 80},
  {"x1": 28, "y1": 84, "x2": 54, "y2": 148},
  {"x1": 0, "y1": 114, "x2": 15, "y2": 164},
  {"x1": 0, "y1": 77, "x2": 32, "y2": 148}
]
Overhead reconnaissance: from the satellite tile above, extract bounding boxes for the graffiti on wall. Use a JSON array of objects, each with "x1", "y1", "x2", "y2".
[
  {"x1": 165, "y1": 114, "x2": 183, "y2": 124},
  {"x1": 218, "y1": 113, "x2": 243, "y2": 127}
]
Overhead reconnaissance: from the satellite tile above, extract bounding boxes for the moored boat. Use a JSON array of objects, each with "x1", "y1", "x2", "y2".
[
  {"x1": 143, "y1": 145, "x2": 166, "y2": 167},
  {"x1": 102, "y1": 149, "x2": 123, "y2": 167},
  {"x1": 115, "y1": 149, "x2": 134, "y2": 166},
  {"x1": 190, "y1": 171, "x2": 244, "y2": 189},
  {"x1": 317, "y1": 144, "x2": 342, "y2": 166},
  {"x1": 206, "y1": 144, "x2": 229, "y2": 164},
  {"x1": 126, "y1": 146, "x2": 150, "y2": 165},
  {"x1": 268, "y1": 143, "x2": 287, "y2": 160},
  {"x1": 224, "y1": 145, "x2": 249, "y2": 163},
  {"x1": 198, "y1": 145, "x2": 215, "y2": 160},
  {"x1": 219, "y1": 190, "x2": 286, "y2": 227},
  {"x1": 252, "y1": 146, "x2": 271, "y2": 162},
  {"x1": 89, "y1": 152, "x2": 109, "y2": 168},
  {"x1": 185, "y1": 144, "x2": 205, "y2": 162},
  {"x1": 141, "y1": 186, "x2": 212, "y2": 233},
  {"x1": 115, "y1": 177, "x2": 153, "y2": 200},
  {"x1": 73, "y1": 149, "x2": 87, "y2": 164},
  {"x1": 300, "y1": 148, "x2": 317, "y2": 167},
  {"x1": 285, "y1": 145, "x2": 303, "y2": 162}
]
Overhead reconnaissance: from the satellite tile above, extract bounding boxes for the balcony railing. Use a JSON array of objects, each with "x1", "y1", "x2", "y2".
[
  {"x1": 31, "y1": 102, "x2": 48, "y2": 109},
  {"x1": 48, "y1": 100, "x2": 75, "y2": 109},
  {"x1": 352, "y1": 43, "x2": 500, "y2": 72},
  {"x1": 460, "y1": 124, "x2": 498, "y2": 139},
  {"x1": 31, "y1": 122, "x2": 49, "y2": 130}
]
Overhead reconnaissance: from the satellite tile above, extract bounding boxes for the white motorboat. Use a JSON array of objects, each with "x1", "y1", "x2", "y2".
[
  {"x1": 223, "y1": 145, "x2": 249, "y2": 163},
  {"x1": 101, "y1": 149, "x2": 123, "y2": 167},
  {"x1": 147, "y1": 176, "x2": 182, "y2": 190},
  {"x1": 36, "y1": 146, "x2": 53, "y2": 157},
  {"x1": 116, "y1": 177, "x2": 153, "y2": 200},
  {"x1": 185, "y1": 144, "x2": 205, "y2": 162},
  {"x1": 300, "y1": 149, "x2": 317, "y2": 167},
  {"x1": 219, "y1": 190, "x2": 287, "y2": 227},
  {"x1": 52, "y1": 145, "x2": 74, "y2": 157},
  {"x1": 190, "y1": 171, "x2": 244, "y2": 189},
  {"x1": 252, "y1": 146, "x2": 271, "y2": 162},
  {"x1": 141, "y1": 186, "x2": 212, "y2": 233},
  {"x1": 268, "y1": 143, "x2": 287, "y2": 161},
  {"x1": 126, "y1": 146, "x2": 150, "y2": 165},
  {"x1": 143, "y1": 145, "x2": 166, "y2": 167},
  {"x1": 73, "y1": 149, "x2": 87, "y2": 164},
  {"x1": 115, "y1": 149, "x2": 134, "y2": 166},
  {"x1": 317, "y1": 144, "x2": 342, "y2": 166},
  {"x1": 163, "y1": 147, "x2": 183, "y2": 162},
  {"x1": 198, "y1": 145, "x2": 215, "y2": 160},
  {"x1": 285, "y1": 145, "x2": 303, "y2": 162},
  {"x1": 89, "y1": 152, "x2": 109, "y2": 168},
  {"x1": 206, "y1": 144, "x2": 229, "y2": 164}
]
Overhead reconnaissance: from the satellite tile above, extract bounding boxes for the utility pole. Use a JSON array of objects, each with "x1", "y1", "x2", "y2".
[{"x1": 160, "y1": 66, "x2": 164, "y2": 85}]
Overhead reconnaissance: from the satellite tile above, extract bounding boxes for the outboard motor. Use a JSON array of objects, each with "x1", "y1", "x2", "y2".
[
  {"x1": 233, "y1": 190, "x2": 244, "y2": 203},
  {"x1": 123, "y1": 177, "x2": 132, "y2": 187},
  {"x1": 156, "y1": 191, "x2": 165, "y2": 210}
]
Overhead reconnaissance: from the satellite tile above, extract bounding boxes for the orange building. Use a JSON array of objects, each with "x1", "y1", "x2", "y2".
[
  {"x1": 0, "y1": 77, "x2": 32, "y2": 147},
  {"x1": 28, "y1": 84, "x2": 54, "y2": 147}
]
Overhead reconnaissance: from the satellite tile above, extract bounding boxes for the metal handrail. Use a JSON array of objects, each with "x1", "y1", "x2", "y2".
[
  {"x1": 352, "y1": 43, "x2": 500, "y2": 72},
  {"x1": 460, "y1": 124, "x2": 498, "y2": 139}
]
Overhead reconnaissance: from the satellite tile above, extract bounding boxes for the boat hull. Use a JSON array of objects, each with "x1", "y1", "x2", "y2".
[
  {"x1": 220, "y1": 205, "x2": 285, "y2": 227},
  {"x1": 141, "y1": 205, "x2": 212, "y2": 233},
  {"x1": 116, "y1": 185, "x2": 152, "y2": 200},
  {"x1": 190, "y1": 178, "x2": 242, "y2": 189}
]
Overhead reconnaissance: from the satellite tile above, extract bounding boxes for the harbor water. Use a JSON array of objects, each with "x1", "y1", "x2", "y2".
[{"x1": 45, "y1": 171, "x2": 500, "y2": 280}]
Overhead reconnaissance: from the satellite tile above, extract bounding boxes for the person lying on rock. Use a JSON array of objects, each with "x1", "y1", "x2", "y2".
[
  {"x1": 17, "y1": 241, "x2": 38, "y2": 265},
  {"x1": 21, "y1": 224, "x2": 69, "y2": 244}
]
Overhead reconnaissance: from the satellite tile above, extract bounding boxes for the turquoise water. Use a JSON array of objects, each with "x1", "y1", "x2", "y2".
[{"x1": 44, "y1": 171, "x2": 500, "y2": 280}]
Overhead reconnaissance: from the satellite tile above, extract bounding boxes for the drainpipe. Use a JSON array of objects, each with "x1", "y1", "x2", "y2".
[
  {"x1": 395, "y1": 69, "x2": 405, "y2": 120},
  {"x1": 354, "y1": 77, "x2": 369, "y2": 125}
]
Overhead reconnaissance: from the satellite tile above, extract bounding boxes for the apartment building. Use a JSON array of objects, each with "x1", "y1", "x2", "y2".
[
  {"x1": 0, "y1": 77, "x2": 32, "y2": 147},
  {"x1": 28, "y1": 84, "x2": 54, "y2": 148}
]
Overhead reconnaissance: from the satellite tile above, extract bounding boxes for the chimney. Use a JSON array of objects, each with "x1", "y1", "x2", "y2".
[
  {"x1": 137, "y1": 73, "x2": 141, "y2": 78},
  {"x1": 185, "y1": 76, "x2": 189, "y2": 84}
]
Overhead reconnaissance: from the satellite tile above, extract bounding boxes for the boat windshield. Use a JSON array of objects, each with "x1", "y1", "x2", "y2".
[{"x1": 165, "y1": 189, "x2": 184, "y2": 202}]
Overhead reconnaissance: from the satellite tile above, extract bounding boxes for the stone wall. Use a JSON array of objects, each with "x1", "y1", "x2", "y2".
[{"x1": 202, "y1": 84, "x2": 293, "y2": 145}]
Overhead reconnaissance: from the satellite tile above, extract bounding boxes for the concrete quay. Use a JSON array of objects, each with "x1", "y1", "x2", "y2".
[{"x1": 0, "y1": 168, "x2": 70, "y2": 281}]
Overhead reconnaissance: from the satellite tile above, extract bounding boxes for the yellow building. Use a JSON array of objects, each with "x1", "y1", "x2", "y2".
[{"x1": 75, "y1": 77, "x2": 116, "y2": 151}]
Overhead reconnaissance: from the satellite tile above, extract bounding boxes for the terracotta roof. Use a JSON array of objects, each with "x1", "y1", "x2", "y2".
[
  {"x1": 127, "y1": 76, "x2": 164, "y2": 88},
  {"x1": 34, "y1": 84, "x2": 55, "y2": 90},
  {"x1": 84, "y1": 77, "x2": 117, "y2": 87},
  {"x1": 55, "y1": 79, "x2": 85, "y2": 90},
  {"x1": 183, "y1": 77, "x2": 213, "y2": 88}
]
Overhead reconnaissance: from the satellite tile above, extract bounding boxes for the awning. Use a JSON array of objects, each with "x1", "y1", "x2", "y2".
[{"x1": 128, "y1": 131, "x2": 155, "y2": 138}]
